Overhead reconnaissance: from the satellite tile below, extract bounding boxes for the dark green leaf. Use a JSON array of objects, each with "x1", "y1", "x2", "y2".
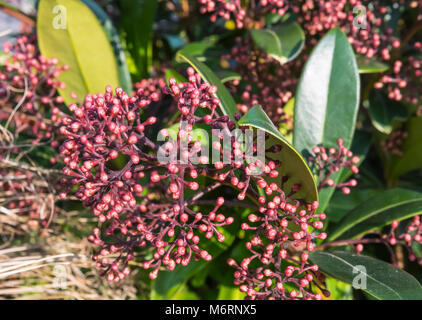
[
  {"x1": 293, "y1": 27, "x2": 360, "y2": 210},
  {"x1": 178, "y1": 42, "x2": 225, "y2": 61},
  {"x1": 117, "y1": 0, "x2": 157, "y2": 78},
  {"x1": 238, "y1": 105, "x2": 318, "y2": 203},
  {"x1": 250, "y1": 21, "x2": 305, "y2": 64},
  {"x1": 176, "y1": 52, "x2": 238, "y2": 121},
  {"x1": 37, "y1": 0, "x2": 120, "y2": 104},
  {"x1": 309, "y1": 251, "x2": 422, "y2": 300},
  {"x1": 390, "y1": 117, "x2": 422, "y2": 179},
  {"x1": 329, "y1": 188, "x2": 422, "y2": 240},
  {"x1": 293, "y1": 27, "x2": 360, "y2": 154},
  {"x1": 325, "y1": 188, "x2": 383, "y2": 223},
  {"x1": 369, "y1": 90, "x2": 408, "y2": 134}
]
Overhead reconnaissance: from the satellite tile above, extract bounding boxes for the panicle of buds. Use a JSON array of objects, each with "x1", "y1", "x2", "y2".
[
  {"x1": 206, "y1": 2, "x2": 422, "y2": 133},
  {"x1": 0, "y1": 162, "x2": 59, "y2": 236},
  {"x1": 0, "y1": 35, "x2": 67, "y2": 155},
  {"x1": 387, "y1": 217, "x2": 422, "y2": 265},
  {"x1": 223, "y1": 37, "x2": 301, "y2": 130},
  {"x1": 228, "y1": 185, "x2": 329, "y2": 300},
  {"x1": 59, "y1": 67, "x2": 294, "y2": 284},
  {"x1": 309, "y1": 139, "x2": 360, "y2": 194},
  {"x1": 380, "y1": 127, "x2": 408, "y2": 157},
  {"x1": 198, "y1": 0, "x2": 287, "y2": 29}
]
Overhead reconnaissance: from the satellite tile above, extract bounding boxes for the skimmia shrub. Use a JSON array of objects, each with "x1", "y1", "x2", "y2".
[
  {"x1": 1, "y1": 0, "x2": 422, "y2": 301},
  {"x1": 58, "y1": 69, "x2": 328, "y2": 296}
]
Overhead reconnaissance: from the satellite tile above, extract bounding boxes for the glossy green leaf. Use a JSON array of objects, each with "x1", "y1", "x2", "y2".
[
  {"x1": 165, "y1": 68, "x2": 187, "y2": 86},
  {"x1": 329, "y1": 188, "x2": 422, "y2": 240},
  {"x1": 178, "y1": 42, "x2": 225, "y2": 62},
  {"x1": 368, "y1": 90, "x2": 407, "y2": 134},
  {"x1": 356, "y1": 55, "x2": 389, "y2": 74},
  {"x1": 238, "y1": 105, "x2": 318, "y2": 203},
  {"x1": 81, "y1": 0, "x2": 132, "y2": 93},
  {"x1": 309, "y1": 251, "x2": 422, "y2": 300},
  {"x1": 325, "y1": 188, "x2": 383, "y2": 223},
  {"x1": 293, "y1": 27, "x2": 360, "y2": 211},
  {"x1": 250, "y1": 21, "x2": 305, "y2": 64},
  {"x1": 390, "y1": 117, "x2": 422, "y2": 179},
  {"x1": 176, "y1": 52, "x2": 238, "y2": 121},
  {"x1": 293, "y1": 27, "x2": 360, "y2": 154},
  {"x1": 117, "y1": 0, "x2": 157, "y2": 78},
  {"x1": 37, "y1": 0, "x2": 120, "y2": 104}
]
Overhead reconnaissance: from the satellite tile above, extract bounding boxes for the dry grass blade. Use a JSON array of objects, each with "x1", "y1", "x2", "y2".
[{"x1": 0, "y1": 236, "x2": 138, "y2": 300}]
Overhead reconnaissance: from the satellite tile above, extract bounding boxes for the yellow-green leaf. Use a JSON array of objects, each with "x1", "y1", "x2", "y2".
[{"x1": 37, "y1": 0, "x2": 120, "y2": 104}]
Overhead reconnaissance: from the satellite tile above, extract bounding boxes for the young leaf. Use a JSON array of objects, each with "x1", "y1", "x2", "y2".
[
  {"x1": 250, "y1": 21, "x2": 305, "y2": 64},
  {"x1": 81, "y1": 0, "x2": 132, "y2": 93},
  {"x1": 176, "y1": 52, "x2": 238, "y2": 121},
  {"x1": 37, "y1": 0, "x2": 120, "y2": 104},
  {"x1": 309, "y1": 251, "x2": 422, "y2": 300},
  {"x1": 356, "y1": 55, "x2": 389, "y2": 74},
  {"x1": 238, "y1": 105, "x2": 318, "y2": 203},
  {"x1": 368, "y1": 90, "x2": 407, "y2": 134},
  {"x1": 328, "y1": 188, "x2": 422, "y2": 240},
  {"x1": 293, "y1": 27, "x2": 360, "y2": 210}
]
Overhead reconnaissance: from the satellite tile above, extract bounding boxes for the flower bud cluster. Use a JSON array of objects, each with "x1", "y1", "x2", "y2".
[
  {"x1": 204, "y1": 2, "x2": 422, "y2": 131},
  {"x1": 309, "y1": 139, "x2": 360, "y2": 194},
  {"x1": 388, "y1": 217, "x2": 422, "y2": 265},
  {"x1": 0, "y1": 35, "x2": 67, "y2": 153},
  {"x1": 228, "y1": 188, "x2": 328, "y2": 299},
  {"x1": 224, "y1": 36, "x2": 301, "y2": 130},
  {"x1": 60, "y1": 68, "x2": 289, "y2": 283},
  {"x1": 198, "y1": 0, "x2": 287, "y2": 29},
  {"x1": 0, "y1": 164, "x2": 57, "y2": 236}
]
